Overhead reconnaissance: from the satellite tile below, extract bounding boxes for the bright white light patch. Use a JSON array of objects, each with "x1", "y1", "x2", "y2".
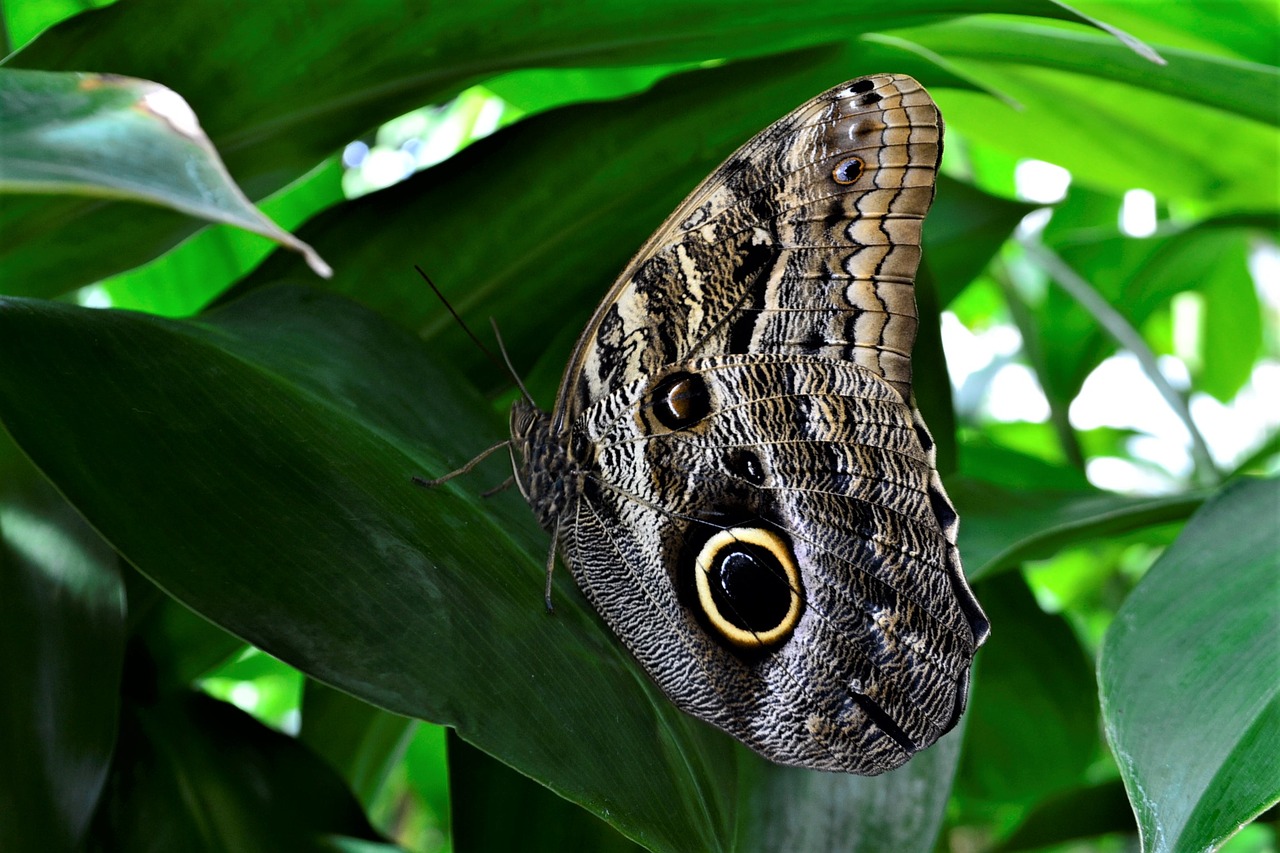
[
  {"x1": 986, "y1": 363, "x2": 1051, "y2": 422},
  {"x1": 142, "y1": 87, "x2": 200, "y2": 138},
  {"x1": 1251, "y1": 241, "x2": 1280, "y2": 310},
  {"x1": 229, "y1": 682, "x2": 261, "y2": 712},
  {"x1": 1121, "y1": 189, "x2": 1157, "y2": 237},
  {"x1": 1015, "y1": 159, "x2": 1071, "y2": 204}
]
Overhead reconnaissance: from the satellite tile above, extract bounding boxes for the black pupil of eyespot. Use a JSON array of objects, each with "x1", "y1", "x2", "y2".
[
  {"x1": 729, "y1": 449, "x2": 765, "y2": 484},
  {"x1": 710, "y1": 545, "x2": 792, "y2": 633}
]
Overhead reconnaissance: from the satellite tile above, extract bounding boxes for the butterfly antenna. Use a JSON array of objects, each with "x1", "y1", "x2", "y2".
[{"x1": 489, "y1": 317, "x2": 536, "y2": 406}]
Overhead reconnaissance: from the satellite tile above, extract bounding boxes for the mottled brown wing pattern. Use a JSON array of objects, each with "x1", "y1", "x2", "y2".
[
  {"x1": 509, "y1": 74, "x2": 989, "y2": 774},
  {"x1": 554, "y1": 74, "x2": 938, "y2": 432}
]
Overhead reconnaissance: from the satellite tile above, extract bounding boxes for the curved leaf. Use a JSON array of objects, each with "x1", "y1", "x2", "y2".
[
  {"x1": 887, "y1": 18, "x2": 1277, "y2": 125},
  {"x1": 0, "y1": 430, "x2": 125, "y2": 852},
  {"x1": 1099, "y1": 477, "x2": 1280, "y2": 853},
  {"x1": 0, "y1": 287, "x2": 970, "y2": 851},
  {"x1": 92, "y1": 692, "x2": 378, "y2": 852},
  {"x1": 1, "y1": 0, "x2": 1142, "y2": 295},
  {"x1": 951, "y1": 476, "x2": 1205, "y2": 581},
  {"x1": 0, "y1": 69, "x2": 329, "y2": 276}
]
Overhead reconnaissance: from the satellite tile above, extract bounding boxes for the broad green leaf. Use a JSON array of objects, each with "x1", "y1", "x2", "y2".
[
  {"x1": 0, "y1": 429, "x2": 125, "y2": 853},
  {"x1": 887, "y1": 18, "x2": 1279, "y2": 126},
  {"x1": 0, "y1": 286, "x2": 968, "y2": 851},
  {"x1": 449, "y1": 734, "x2": 644, "y2": 852},
  {"x1": 0, "y1": 69, "x2": 329, "y2": 277},
  {"x1": 1099, "y1": 477, "x2": 1280, "y2": 853},
  {"x1": 957, "y1": 573, "x2": 1099, "y2": 812},
  {"x1": 930, "y1": 63, "x2": 1279, "y2": 211},
  {"x1": 994, "y1": 779, "x2": 1135, "y2": 852},
  {"x1": 228, "y1": 47, "x2": 1026, "y2": 402},
  {"x1": 1071, "y1": 0, "x2": 1277, "y2": 65},
  {"x1": 90, "y1": 692, "x2": 379, "y2": 852},
  {"x1": 94, "y1": 159, "x2": 344, "y2": 318},
  {"x1": 1, "y1": 0, "x2": 1143, "y2": 295},
  {"x1": 734, "y1": 719, "x2": 966, "y2": 853},
  {"x1": 300, "y1": 682, "x2": 418, "y2": 808},
  {"x1": 950, "y1": 443, "x2": 1206, "y2": 579}
]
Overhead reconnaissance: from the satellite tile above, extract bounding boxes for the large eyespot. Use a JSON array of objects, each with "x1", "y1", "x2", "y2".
[
  {"x1": 650, "y1": 371, "x2": 711, "y2": 431},
  {"x1": 832, "y1": 156, "x2": 865, "y2": 185},
  {"x1": 694, "y1": 527, "x2": 803, "y2": 648}
]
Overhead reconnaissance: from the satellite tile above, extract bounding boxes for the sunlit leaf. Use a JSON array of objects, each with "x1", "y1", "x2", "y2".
[
  {"x1": 1099, "y1": 477, "x2": 1280, "y2": 853},
  {"x1": 0, "y1": 69, "x2": 329, "y2": 277}
]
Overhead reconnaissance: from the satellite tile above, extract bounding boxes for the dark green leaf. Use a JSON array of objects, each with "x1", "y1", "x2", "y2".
[
  {"x1": 0, "y1": 286, "x2": 968, "y2": 851},
  {"x1": 0, "y1": 429, "x2": 125, "y2": 853},
  {"x1": 449, "y1": 733, "x2": 643, "y2": 853},
  {"x1": 301, "y1": 682, "x2": 417, "y2": 808},
  {"x1": 888, "y1": 18, "x2": 1279, "y2": 126},
  {"x1": 994, "y1": 779, "x2": 1135, "y2": 852},
  {"x1": 950, "y1": 454, "x2": 1206, "y2": 580},
  {"x1": 1099, "y1": 477, "x2": 1280, "y2": 853},
  {"x1": 957, "y1": 573, "x2": 1099, "y2": 811},
  {"x1": 1, "y1": 0, "x2": 1140, "y2": 295},
  {"x1": 89, "y1": 692, "x2": 379, "y2": 852}
]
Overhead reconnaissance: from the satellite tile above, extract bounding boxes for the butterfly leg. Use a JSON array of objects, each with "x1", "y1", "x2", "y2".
[
  {"x1": 411, "y1": 438, "x2": 510, "y2": 488},
  {"x1": 543, "y1": 522, "x2": 559, "y2": 614}
]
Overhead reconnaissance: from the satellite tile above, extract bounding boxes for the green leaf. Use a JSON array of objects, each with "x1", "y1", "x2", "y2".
[
  {"x1": 0, "y1": 69, "x2": 329, "y2": 277},
  {"x1": 888, "y1": 18, "x2": 1279, "y2": 126},
  {"x1": 90, "y1": 692, "x2": 379, "y2": 852},
  {"x1": 449, "y1": 733, "x2": 644, "y2": 852},
  {"x1": 957, "y1": 573, "x2": 1099, "y2": 812},
  {"x1": 930, "y1": 63, "x2": 1279, "y2": 211},
  {"x1": 0, "y1": 286, "x2": 969, "y2": 851},
  {"x1": 1039, "y1": 212, "x2": 1269, "y2": 410},
  {"x1": 1, "y1": 0, "x2": 1142, "y2": 295},
  {"x1": 950, "y1": 468, "x2": 1206, "y2": 581},
  {"x1": 300, "y1": 682, "x2": 417, "y2": 808},
  {"x1": 1198, "y1": 231, "x2": 1263, "y2": 401},
  {"x1": 0, "y1": 429, "x2": 125, "y2": 852},
  {"x1": 734, "y1": 721, "x2": 966, "y2": 853},
  {"x1": 0, "y1": 0, "x2": 117, "y2": 54},
  {"x1": 1099, "y1": 477, "x2": 1280, "y2": 853},
  {"x1": 994, "y1": 779, "x2": 1135, "y2": 852}
]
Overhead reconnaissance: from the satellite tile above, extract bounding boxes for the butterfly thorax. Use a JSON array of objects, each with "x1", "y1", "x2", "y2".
[{"x1": 510, "y1": 397, "x2": 582, "y2": 533}]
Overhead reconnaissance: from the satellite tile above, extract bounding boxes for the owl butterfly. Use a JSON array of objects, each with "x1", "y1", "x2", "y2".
[{"x1": 485, "y1": 74, "x2": 986, "y2": 774}]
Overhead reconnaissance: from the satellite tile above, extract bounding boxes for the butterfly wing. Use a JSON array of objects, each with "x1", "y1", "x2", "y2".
[
  {"x1": 553, "y1": 74, "x2": 938, "y2": 429},
  {"x1": 531, "y1": 74, "x2": 988, "y2": 773}
]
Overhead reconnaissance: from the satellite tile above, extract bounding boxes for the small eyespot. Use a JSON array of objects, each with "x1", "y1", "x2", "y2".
[
  {"x1": 693, "y1": 527, "x2": 803, "y2": 649},
  {"x1": 832, "y1": 157, "x2": 864, "y2": 185},
  {"x1": 849, "y1": 78, "x2": 876, "y2": 94},
  {"x1": 858, "y1": 92, "x2": 882, "y2": 106},
  {"x1": 650, "y1": 371, "x2": 711, "y2": 430},
  {"x1": 725, "y1": 449, "x2": 766, "y2": 485}
]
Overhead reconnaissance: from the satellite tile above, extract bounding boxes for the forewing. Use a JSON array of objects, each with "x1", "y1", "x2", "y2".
[{"x1": 554, "y1": 73, "x2": 941, "y2": 432}]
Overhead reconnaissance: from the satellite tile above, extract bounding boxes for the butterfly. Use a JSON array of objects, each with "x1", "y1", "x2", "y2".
[{"x1": 443, "y1": 74, "x2": 989, "y2": 774}]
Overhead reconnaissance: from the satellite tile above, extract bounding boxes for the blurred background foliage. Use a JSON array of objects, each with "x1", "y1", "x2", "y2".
[{"x1": 0, "y1": 1, "x2": 1276, "y2": 852}]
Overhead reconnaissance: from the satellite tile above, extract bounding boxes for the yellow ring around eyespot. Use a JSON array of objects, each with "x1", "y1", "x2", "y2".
[{"x1": 694, "y1": 527, "x2": 803, "y2": 648}]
